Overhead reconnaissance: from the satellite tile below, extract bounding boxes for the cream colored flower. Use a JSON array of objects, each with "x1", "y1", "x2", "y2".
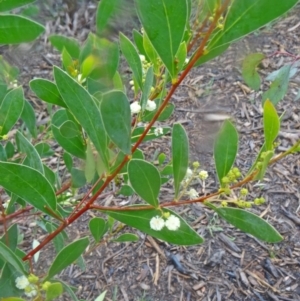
[
  {"x1": 146, "y1": 100, "x2": 156, "y2": 111},
  {"x1": 150, "y1": 216, "x2": 165, "y2": 231},
  {"x1": 130, "y1": 101, "x2": 141, "y2": 114},
  {"x1": 139, "y1": 54, "x2": 146, "y2": 62},
  {"x1": 24, "y1": 284, "x2": 38, "y2": 297},
  {"x1": 199, "y1": 170, "x2": 208, "y2": 180},
  {"x1": 165, "y1": 215, "x2": 180, "y2": 231},
  {"x1": 187, "y1": 188, "x2": 198, "y2": 200},
  {"x1": 154, "y1": 127, "x2": 163, "y2": 136},
  {"x1": 15, "y1": 275, "x2": 29, "y2": 289}
]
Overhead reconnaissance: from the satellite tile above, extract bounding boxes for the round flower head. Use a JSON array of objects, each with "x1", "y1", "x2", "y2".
[
  {"x1": 187, "y1": 188, "x2": 198, "y2": 200},
  {"x1": 150, "y1": 216, "x2": 165, "y2": 231},
  {"x1": 139, "y1": 54, "x2": 146, "y2": 62},
  {"x1": 165, "y1": 215, "x2": 180, "y2": 231},
  {"x1": 24, "y1": 284, "x2": 38, "y2": 297},
  {"x1": 130, "y1": 101, "x2": 141, "y2": 114},
  {"x1": 146, "y1": 100, "x2": 156, "y2": 111},
  {"x1": 199, "y1": 170, "x2": 208, "y2": 180},
  {"x1": 15, "y1": 275, "x2": 29, "y2": 289},
  {"x1": 154, "y1": 127, "x2": 163, "y2": 136}
]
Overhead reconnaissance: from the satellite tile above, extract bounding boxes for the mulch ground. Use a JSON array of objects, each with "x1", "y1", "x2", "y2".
[{"x1": 2, "y1": 1, "x2": 300, "y2": 300}]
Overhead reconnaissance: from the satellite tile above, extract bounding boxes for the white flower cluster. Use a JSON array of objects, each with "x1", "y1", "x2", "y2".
[
  {"x1": 130, "y1": 101, "x2": 141, "y2": 114},
  {"x1": 199, "y1": 170, "x2": 208, "y2": 180},
  {"x1": 150, "y1": 214, "x2": 180, "y2": 231},
  {"x1": 15, "y1": 275, "x2": 38, "y2": 297},
  {"x1": 187, "y1": 188, "x2": 199, "y2": 200},
  {"x1": 154, "y1": 127, "x2": 163, "y2": 136},
  {"x1": 130, "y1": 100, "x2": 157, "y2": 115},
  {"x1": 145, "y1": 100, "x2": 156, "y2": 111}
]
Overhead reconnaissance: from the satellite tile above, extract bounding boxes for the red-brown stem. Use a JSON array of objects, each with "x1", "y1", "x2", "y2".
[
  {"x1": 133, "y1": 1, "x2": 229, "y2": 151},
  {"x1": 55, "y1": 180, "x2": 71, "y2": 196},
  {"x1": 23, "y1": 1, "x2": 231, "y2": 261},
  {"x1": 69, "y1": 175, "x2": 105, "y2": 218},
  {"x1": 0, "y1": 206, "x2": 33, "y2": 223},
  {"x1": 187, "y1": 16, "x2": 209, "y2": 53}
]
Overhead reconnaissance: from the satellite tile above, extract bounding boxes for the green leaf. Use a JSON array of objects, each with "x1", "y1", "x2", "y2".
[
  {"x1": 100, "y1": 90, "x2": 131, "y2": 155},
  {"x1": 0, "y1": 263, "x2": 23, "y2": 298},
  {"x1": 195, "y1": 44, "x2": 230, "y2": 67},
  {"x1": 0, "y1": 58, "x2": 19, "y2": 86},
  {"x1": 0, "y1": 15, "x2": 44, "y2": 44},
  {"x1": 0, "y1": 86, "x2": 24, "y2": 135},
  {"x1": 89, "y1": 217, "x2": 107, "y2": 242},
  {"x1": 214, "y1": 120, "x2": 238, "y2": 184},
  {"x1": 45, "y1": 223, "x2": 65, "y2": 254},
  {"x1": 0, "y1": 224, "x2": 18, "y2": 252},
  {"x1": 119, "y1": 33, "x2": 143, "y2": 89},
  {"x1": 0, "y1": 224, "x2": 19, "y2": 270},
  {"x1": 0, "y1": 143, "x2": 7, "y2": 161},
  {"x1": 176, "y1": 41, "x2": 187, "y2": 72},
  {"x1": 71, "y1": 168, "x2": 86, "y2": 188},
  {"x1": 16, "y1": 131, "x2": 44, "y2": 174},
  {"x1": 172, "y1": 124, "x2": 189, "y2": 199},
  {"x1": 20, "y1": 99, "x2": 37, "y2": 138},
  {"x1": 57, "y1": 280, "x2": 79, "y2": 301},
  {"x1": 135, "y1": 0, "x2": 188, "y2": 77},
  {"x1": 63, "y1": 152, "x2": 73, "y2": 172},
  {"x1": 117, "y1": 184, "x2": 134, "y2": 197},
  {"x1": 62, "y1": 48, "x2": 73, "y2": 71},
  {"x1": 112, "y1": 233, "x2": 139, "y2": 243},
  {"x1": 142, "y1": 33, "x2": 159, "y2": 74},
  {"x1": 1, "y1": 297, "x2": 26, "y2": 301},
  {"x1": 140, "y1": 66, "x2": 153, "y2": 110},
  {"x1": 242, "y1": 53, "x2": 265, "y2": 91},
  {"x1": 49, "y1": 35, "x2": 80, "y2": 58},
  {"x1": 263, "y1": 99, "x2": 280, "y2": 150},
  {"x1": 131, "y1": 126, "x2": 171, "y2": 144},
  {"x1": 262, "y1": 65, "x2": 291, "y2": 105},
  {"x1": 196, "y1": 0, "x2": 298, "y2": 66},
  {"x1": 112, "y1": 71, "x2": 124, "y2": 91},
  {"x1": 54, "y1": 67, "x2": 108, "y2": 168},
  {"x1": 206, "y1": 203, "x2": 282, "y2": 243},
  {"x1": 254, "y1": 150, "x2": 274, "y2": 180},
  {"x1": 84, "y1": 139, "x2": 96, "y2": 183},
  {"x1": 0, "y1": 83, "x2": 7, "y2": 101},
  {"x1": 43, "y1": 164, "x2": 57, "y2": 188},
  {"x1": 95, "y1": 291, "x2": 107, "y2": 301},
  {"x1": 128, "y1": 159, "x2": 161, "y2": 208},
  {"x1": 96, "y1": 0, "x2": 122, "y2": 35},
  {"x1": 0, "y1": 241, "x2": 26, "y2": 274},
  {"x1": 59, "y1": 120, "x2": 80, "y2": 138},
  {"x1": 35, "y1": 143, "x2": 54, "y2": 158},
  {"x1": 80, "y1": 34, "x2": 119, "y2": 81},
  {"x1": 0, "y1": 0, "x2": 36, "y2": 12},
  {"x1": 0, "y1": 162, "x2": 57, "y2": 216},
  {"x1": 30, "y1": 79, "x2": 67, "y2": 107},
  {"x1": 45, "y1": 237, "x2": 89, "y2": 281},
  {"x1": 133, "y1": 29, "x2": 147, "y2": 60},
  {"x1": 5, "y1": 141, "x2": 15, "y2": 159},
  {"x1": 218, "y1": 1, "x2": 298, "y2": 47},
  {"x1": 158, "y1": 153, "x2": 166, "y2": 165},
  {"x1": 52, "y1": 109, "x2": 86, "y2": 159},
  {"x1": 142, "y1": 101, "x2": 174, "y2": 122},
  {"x1": 104, "y1": 208, "x2": 203, "y2": 245},
  {"x1": 46, "y1": 282, "x2": 63, "y2": 301}
]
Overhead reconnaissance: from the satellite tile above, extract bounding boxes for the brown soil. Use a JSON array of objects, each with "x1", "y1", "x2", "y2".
[{"x1": 2, "y1": 1, "x2": 300, "y2": 300}]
